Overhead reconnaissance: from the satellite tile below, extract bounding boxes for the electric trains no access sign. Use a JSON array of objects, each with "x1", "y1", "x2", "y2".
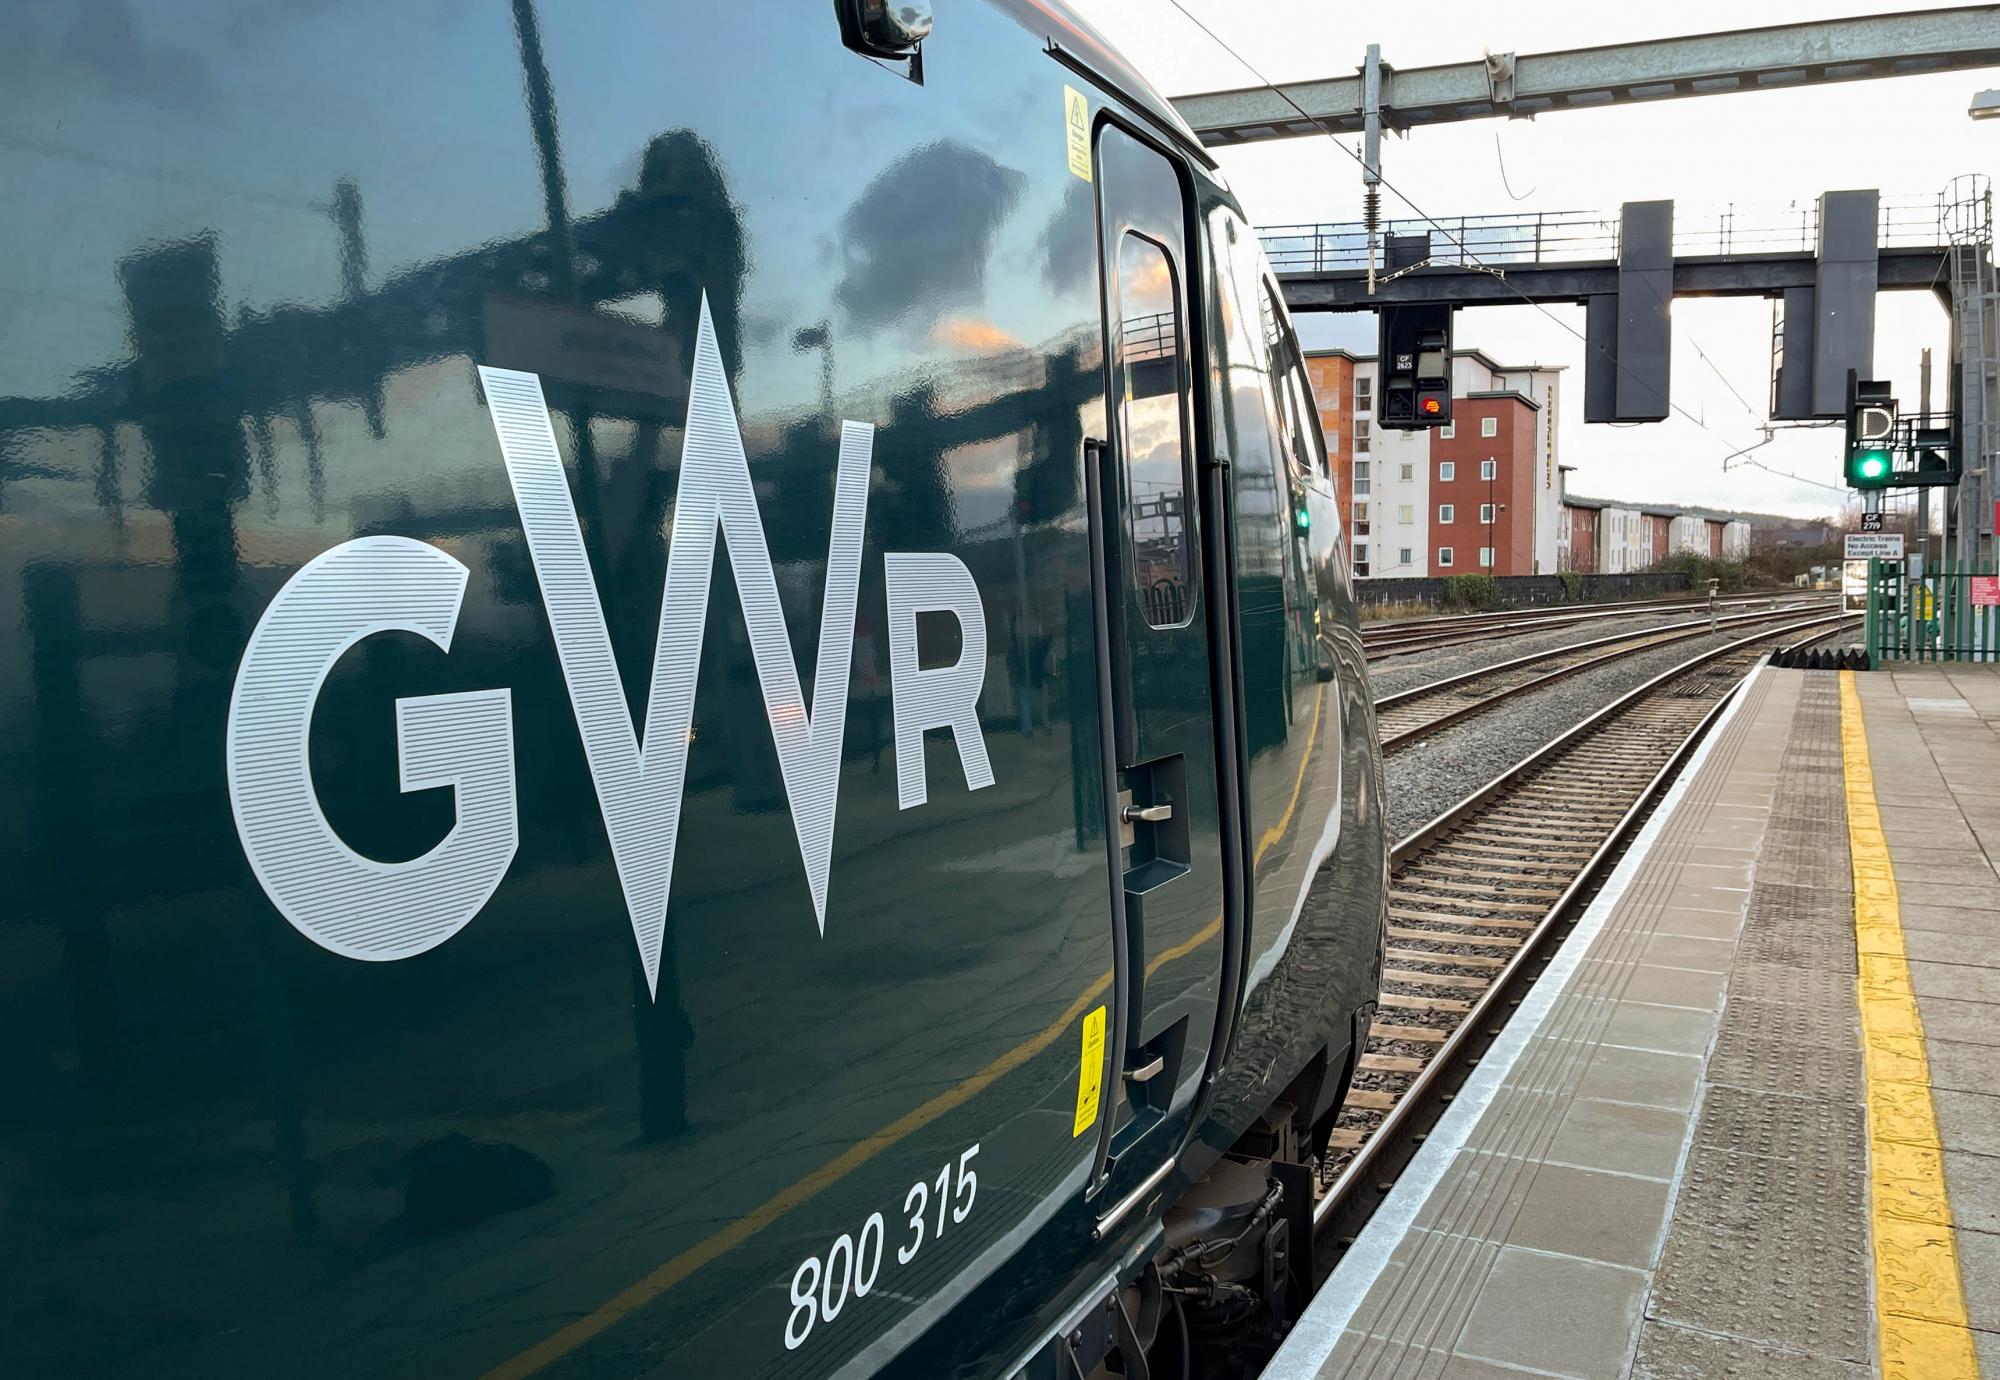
[{"x1": 1844, "y1": 532, "x2": 1906, "y2": 560}]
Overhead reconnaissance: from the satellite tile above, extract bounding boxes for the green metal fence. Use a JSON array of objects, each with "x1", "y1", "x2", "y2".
[{"x1": 1866, "y1": 558, "x2": 2000, "y2": 662}]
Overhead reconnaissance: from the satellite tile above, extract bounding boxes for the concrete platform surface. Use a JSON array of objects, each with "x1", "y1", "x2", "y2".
[{"x1": 1263, "y1": 663, "x2": 2000, "y2": 1380}]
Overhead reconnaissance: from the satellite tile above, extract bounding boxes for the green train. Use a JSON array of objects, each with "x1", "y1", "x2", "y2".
[{"x1": 0, "y1": 2, "x2": 1387, "y2": 1375}]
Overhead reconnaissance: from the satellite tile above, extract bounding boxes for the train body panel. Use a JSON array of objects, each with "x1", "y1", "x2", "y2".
[{"x1": 0, "y1": 4, "x2": 1386, "y2": 1376}]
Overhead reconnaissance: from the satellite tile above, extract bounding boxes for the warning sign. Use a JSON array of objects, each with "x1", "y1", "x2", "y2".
[
  {"x1": 1073, "y1": 1005, "x2": 1106, "y2": 1137},
  {"x1": 1064, "y1": 86, "x2": 1092, "y2": 182}
]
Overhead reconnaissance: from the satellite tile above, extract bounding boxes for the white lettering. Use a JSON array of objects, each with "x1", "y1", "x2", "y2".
[
  {"x1": 479, "y1": 294, "x2": 871, "y2": 995},
  {"x1": 226, "y1": 537, "x2": 518, "y2": 960},
  {"x1": 884, "y1": 552, "x2": 993, "y2": 810}
]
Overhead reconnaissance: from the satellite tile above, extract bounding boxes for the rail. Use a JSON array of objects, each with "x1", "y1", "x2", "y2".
[
  {"x1": 1373, "y1": 600, "x2": 1832, "y2": 753},
  {"x1": 1360, "y1": 590, "x2": 1829, "y2": 662}
]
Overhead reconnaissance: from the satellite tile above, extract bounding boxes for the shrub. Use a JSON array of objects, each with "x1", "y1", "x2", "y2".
[
  {"x1": 1642, "y1": 553, "x2": 1751, "y2": 593},
  {"x1": 1439, "y1": 573, "x2": 1507, "y2": 611}
]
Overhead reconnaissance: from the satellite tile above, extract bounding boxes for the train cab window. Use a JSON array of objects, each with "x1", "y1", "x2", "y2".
[{"x1": 1116, "y1": 232, "x2": 1193, "y2": 628}]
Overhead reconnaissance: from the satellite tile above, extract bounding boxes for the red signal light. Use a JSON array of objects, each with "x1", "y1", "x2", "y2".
[{"x1": 1420, "y1": 397, "x2": 1441, "y2": 415}]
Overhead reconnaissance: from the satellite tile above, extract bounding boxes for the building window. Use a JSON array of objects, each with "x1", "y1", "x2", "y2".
[
  {"x1": 1439, "y1": 422, "x2": 1455, "y2": 439},
  {"x1": 1354, "y1": 376, "x2": 1371, "y2": 408},
  {"x1": 1353, "y1": 460, "x2": 1370, "y2": 496},
  {"x1": 1438, "y1": 546, "x2": 1454, "y2": 567},
  {"x1": 1354, "y1": 419, "x2": 1371, "y2": 449},
  {"x1": 1328, "y1": 431, "x2": 1339, "y2": 454},
  {"x1": 1398, "y1": 547, "x2": 1413, "y2": 565},
  {"x1": 1480, "y1": 417, "x2": 1498, "y2": 438},
  {"x1": 1480, "y1": 459, "x2": 1497, "y2": 480},
  {"x1": 1479, "y1": 546, "x2": 1495, "y2": 567},
  {"x1": 1398, "y1": 504, "x2": 1413, "y2": 523},
  {"x1": 1400, "y1": 463, "x2": 1413, "y2": 481},
  {"x1": 1438, "y1": 504, "x2": 1455, "y2": 524},
  {"x1": 1479, "y1": 503, "x2": 1496, "y2": 523},
  {"x1": 1438, "y1": 461, "x2": 1455, "y2": 481}
]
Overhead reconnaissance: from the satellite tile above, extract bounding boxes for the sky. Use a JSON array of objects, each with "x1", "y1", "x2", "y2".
[{"x1": 1069, "y1": 0, "x2": 1996, "y2": 519}]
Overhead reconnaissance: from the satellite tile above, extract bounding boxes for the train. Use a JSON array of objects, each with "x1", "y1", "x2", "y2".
[{"x1": 0, "y1": 2, "x2": 1387, "y2": 1376}]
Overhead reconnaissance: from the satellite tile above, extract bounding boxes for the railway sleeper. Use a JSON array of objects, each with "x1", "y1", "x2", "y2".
[
  {"x1": 1376, "y1": 992, "x2": 1472, "y2": 1014},
  {"x1": 1381, "y1": 967, "x2": 1489, "y2": 990},
  {"x1": 1384, "y1": 943, "x2": 1508, "y2": 967},
  {"x1": 1386, "y1": 924, "x2": 1525, "y2": 947},
  {"x1": 1389, "y1": 908, "x2": 1537, "y2": 931}
]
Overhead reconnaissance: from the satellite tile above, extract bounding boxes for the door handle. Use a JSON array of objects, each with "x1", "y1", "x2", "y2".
[{"x1": 1121, "y1": 803, "x2": 1172, "y2": 824}]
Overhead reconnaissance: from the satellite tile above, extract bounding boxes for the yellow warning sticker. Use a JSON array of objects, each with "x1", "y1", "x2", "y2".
[
  {"x1": 1064, "y1": 85, "x2": 1092, "y2": 182},
  {"x1": 1072, "y1": 1005, "x2": 1106, "y2": 1136}
]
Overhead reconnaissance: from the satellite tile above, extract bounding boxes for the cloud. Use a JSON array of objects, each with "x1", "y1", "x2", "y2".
[
  {"x1": 1042, "y1": 180, "x2": 1097, "y2": 292},
  {"x1": 57, "y1": 0, "x2": 216, "y2": 114},
  {"x1": 934, "y1": 317, "x2": 1024, "y2": 353},
  {"x1": 836, "y1": 141, "x2": 1026, "y2": 331}
]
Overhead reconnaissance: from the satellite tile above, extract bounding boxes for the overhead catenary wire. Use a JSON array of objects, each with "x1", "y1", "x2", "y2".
[
  {"x1": 1492, "y1": 129, "x2": 1535, "y2": 202},
  {"x1": 1162, "y1": 0, "x2": 1778, "y2": 475}
]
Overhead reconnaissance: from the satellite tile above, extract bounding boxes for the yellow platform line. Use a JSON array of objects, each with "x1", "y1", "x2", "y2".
[{"x1": 1839, "y1": 670, "x2": 1979, "y2": 1378}]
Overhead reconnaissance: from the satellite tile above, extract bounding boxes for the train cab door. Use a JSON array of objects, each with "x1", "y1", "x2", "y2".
[{"x1": 1083, "y1": 119, "x2": 1230, "y2": 1214}]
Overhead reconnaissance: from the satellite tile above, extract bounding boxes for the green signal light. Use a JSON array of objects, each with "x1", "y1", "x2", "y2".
[
  {"x1": 1295, "y1": 506, "x2": 1311, "y2": 532},
  {"x1": 1848, "y1": 448, "x2": 1893, "y2": 488}
]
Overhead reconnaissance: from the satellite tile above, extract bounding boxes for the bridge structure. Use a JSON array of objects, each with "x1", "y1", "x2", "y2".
[
  {"x1": 1258, "y1": 194, "x2": 1960, "y2": 310},
  {"x1": 1259, "y1": 184, "x2": 1999, "y2": 561},
  {"x1": 1171, "y1": 7, "x2": 2000, "y2": 553}
]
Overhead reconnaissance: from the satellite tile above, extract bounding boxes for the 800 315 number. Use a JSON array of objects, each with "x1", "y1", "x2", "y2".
[{"x1": 784, "y1": 1143, "x2": 980, "y2": 1352}]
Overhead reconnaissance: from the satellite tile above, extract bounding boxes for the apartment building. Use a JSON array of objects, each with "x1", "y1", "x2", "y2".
[
  {"x1": 1560, "y1": 476, "x2": 1754, "y2": 571},
  {"x1": 1304, "y1": 347, "x2": 1564, "y2": 578}
]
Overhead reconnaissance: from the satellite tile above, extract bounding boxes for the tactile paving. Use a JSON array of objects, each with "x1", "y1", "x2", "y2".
[
  {"x1": 1681, "y1": 1081, "x2": 1865, "y2": 1170},
  {"x1": 1646, "y1": 675, "x2": 1873, "y2": 1364},
  {"x1": 1649, "y1": 1123, "x2": 1872, "y2": 1359},
  {"x1": 1704, "y1": 994, "x2": 1862, "y2": 1102},
  {"x1": 1631, "y1": 1319, "x2": 1872, "y2": 1379}
]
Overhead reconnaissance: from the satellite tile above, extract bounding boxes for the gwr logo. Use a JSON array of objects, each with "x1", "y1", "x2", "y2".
[{"x1": 227, "y1": 297, "x2": 992, "y2": 995}]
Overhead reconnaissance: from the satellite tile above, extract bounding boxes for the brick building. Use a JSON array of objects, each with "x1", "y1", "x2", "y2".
[
  {"x1": 1303, "y1": 347, "x2": 1563, "y2": 578},
  {"x1": 1429, "y1": 393, "x2": 1538, "y2": 574}
]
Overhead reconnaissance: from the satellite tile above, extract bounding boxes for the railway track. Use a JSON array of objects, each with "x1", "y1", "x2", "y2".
[
  {"x1": 1309, "y1": 611, "x2": 1855, "y2": 1280},
  {"x1": 1361, "y1": 592, "x2": 1826, "y2": 663},
  {"x1": 1373, "y1": 599, "x2": 1840, "y2": 753}
]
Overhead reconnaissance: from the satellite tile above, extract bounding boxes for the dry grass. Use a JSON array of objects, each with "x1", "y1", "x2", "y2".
[{"x1": 1356, "y1": 599, "x2": 1438, "y2": 623}]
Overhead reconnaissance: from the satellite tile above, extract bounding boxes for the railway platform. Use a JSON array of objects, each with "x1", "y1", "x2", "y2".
[{"x1": 1274, "y1": 663, "x2": 2000, "y2": 1379}]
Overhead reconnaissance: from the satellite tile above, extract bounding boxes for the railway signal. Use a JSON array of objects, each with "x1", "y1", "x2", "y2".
[
  {"x1": 1840, "y1": 372, "x2": 1962, "y2": 490},
  {"x1": 1845, "y1": 374, "x2": 1896, "y2": 490},
  {"x1": 1379, "y1": 302, "x2": 1454, "y2": 430}
]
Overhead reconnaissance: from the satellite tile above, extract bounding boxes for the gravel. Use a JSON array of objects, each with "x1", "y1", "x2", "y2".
[{"x1": 1378, "y1": 619, "x2": 1813, "y2": 843}]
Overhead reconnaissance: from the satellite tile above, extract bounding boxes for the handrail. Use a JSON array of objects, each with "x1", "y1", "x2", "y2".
[{"x1": 1260, "y1": 189, "x2": 1981, "y2": 276}]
